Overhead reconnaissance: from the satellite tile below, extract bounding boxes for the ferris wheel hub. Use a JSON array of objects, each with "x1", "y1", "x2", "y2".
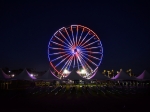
[{"x1": 74, "y1": 49, "x2": 77, "y2": 53}]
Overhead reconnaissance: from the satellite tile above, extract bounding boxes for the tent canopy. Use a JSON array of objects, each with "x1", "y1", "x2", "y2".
[
  {"x1": 63, "y1": 68, "x2": 86, "y2": 80},
  {"x1": 37, "y1": 69, "x2": 59, "y2": 80},
  {"x1": 12, "y1": 68, "x2": 36, "y2": 80},
  {"x1": 137, "y1": 70, "x2": 150, "y2": 80},
  {"x1": 0, "y1": 68, "x2": 10, "y2": 80},
  {"x1": 90, "y1": 70, "x2": 110, "y2": 80},
  {"x1": 111, "y1": 70, "x2": 135, "y2": 80}
]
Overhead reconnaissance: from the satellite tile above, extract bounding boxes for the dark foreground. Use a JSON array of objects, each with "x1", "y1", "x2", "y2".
[{"x1": 0, "y1": 85, "x2": 150, "y2": 112}]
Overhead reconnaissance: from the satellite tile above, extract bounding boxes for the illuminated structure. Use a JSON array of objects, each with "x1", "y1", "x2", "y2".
[
  {"x1": 48, "y1": 25, "x2": 103, "y2": 79},
  {"x1": 12, "y1": 68, "x2": 36, "y2": 80},
  {"x1": 0, "y1": 68, "x2": 10, "y2": 80}
]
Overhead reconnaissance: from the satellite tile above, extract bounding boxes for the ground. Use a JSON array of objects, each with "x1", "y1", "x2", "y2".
[{"x1": 0, "y1": 85, "x2": 150, "y2": 112}]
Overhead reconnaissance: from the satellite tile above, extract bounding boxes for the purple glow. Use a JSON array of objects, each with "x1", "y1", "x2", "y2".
[
  {"x1": 26, "y1": 70, "x2": 36, "y2": 80},
  {"x1": 0, "y1": 68, "x2": 10, "y2": 79}
]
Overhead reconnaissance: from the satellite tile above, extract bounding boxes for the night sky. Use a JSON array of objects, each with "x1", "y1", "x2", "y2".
[{"x1": 0, "y1": 1, "x2": 150, "y2": 74}]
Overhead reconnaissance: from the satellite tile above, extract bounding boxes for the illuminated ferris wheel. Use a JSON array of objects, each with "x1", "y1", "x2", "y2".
[{"x1": 48, "y1": 25, "x2": 103, "y2": 79}]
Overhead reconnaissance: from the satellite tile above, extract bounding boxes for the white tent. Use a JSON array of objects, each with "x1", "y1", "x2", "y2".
[
  {"x1": 90, "y1": 70, "x2": 110, "y2": 80},
  {"x1": 136, "y1": 70, "x2": 150, "y2": 80},
  {"x1": 63, "y1": 68, "x2": 85, "y2": 80},
  {"x1": 12, "y1": 68, "x2": 36, "y2": 80},
  {"x1": 111, "y1": 70, "x2": 135, "y2": 80},
  {"x1": 0, "y1": 68, "x2": 10, "y2": 80},
  {"x1": 37, "y1": 69, "x2": 59, "y2": 80}
]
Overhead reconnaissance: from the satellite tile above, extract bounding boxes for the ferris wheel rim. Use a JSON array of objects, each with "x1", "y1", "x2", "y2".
[{"x1": 48, "y1": 24, "x2": 103, "y2": 79}]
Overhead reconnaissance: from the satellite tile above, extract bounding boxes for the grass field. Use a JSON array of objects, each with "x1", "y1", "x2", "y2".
[{"x1": 0, "y1": 85, "x2": 150, "y2": 112}]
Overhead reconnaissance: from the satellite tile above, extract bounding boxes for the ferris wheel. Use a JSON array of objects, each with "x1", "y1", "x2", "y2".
[{"x1": 48, "y1": 25, "x2": 103, "y2": 79}]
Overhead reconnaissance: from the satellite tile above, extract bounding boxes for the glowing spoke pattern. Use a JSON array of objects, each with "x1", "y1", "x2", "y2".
[
  {"x1": 78, "y1": 27, "x2": 84, "y2": 45},
  {"x1": 80, "y1": 35, "x2": 95, "y2": 47},
  {"x1": 67, "y1": 56, "x2": 73, "y2": 70},
  {"x1": 76, "y1": 54, "x2": 86, "y2": 70},
  {"x1": 77, "y1": 54, "x2": 93, "y2": 72},
  {"x1": 49, "y1": 52, "x2": 67, "y2": 55},
  {"x1": 84, "y1": 46, "x2": 102, "y2": 49},
  {"x1": 59, "y1": 31, "x2": 72, "y2": 47},
  {"x1": 48, "y1": 25, "x2": 103, "y2": 79},
  {"x1": 78, "y1": 31, "x2": 90, "y2": 46},
  {"x1": 64, "y1": 28, "x2": 74, "y2": 46},
  {"x1": 80, "y1": 53, "x2": 98, "y2": 67},
  {"x1": 75, "y1": 26, "x2": 78, "y2": 47},
  {"x1": 75, "y1": 54, "x2": 80, "y2": 70},
  {"x1": 81, "y1": 52, "x2": 101, "y2": 60},
  {"x1": 51, "y1": 54, "x2": 69, "y2": 62},
  {"x1": 54, "y1": 35, "x2": 71, "y2": 48},
  {"x1": 60, "y1": 56, "x2": 73, "y2": 73},
  {"x1": 50, "y1": 41, "x2": 70, "y2": 49},
  {"x1": 55, "y1": 54, "x2": 71, "y2": 67},
  {"x1": 73, "y1": 55, "x2": 76, "y2": 68},
  {"x1": 71, "y1": 25, "x2": 75, "y2": 46},
  {"x1": 83, "y1": 40, "x2": 100, "y2": 48},
  {"x1": 48, "y1": 47, "x2": 69, "y2": 51}
]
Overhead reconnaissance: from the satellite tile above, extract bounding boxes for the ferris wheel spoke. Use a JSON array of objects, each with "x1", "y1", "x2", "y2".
[
  {"x1": 78, "y1": 46, "x2": 103, "y2": 53},
  {"x1": 60, "y1": 55, "x2": 73, "y2": 73},
  {"x1": 77, "y1": 54, "x2": 93, "y2": 72},
  {"x1": 67, "y1": 56, "x2": 73, "y2": 70},
  {"x1": 50, "y1": 62, "x2": 61, "y2": 75},
  {"x1": 59, "y1": 31, "x2": 72, "y2": 47},
  {"x1": 76, "y1": 55, "x2": 86, "y2": 70},
  {"x1": 50, "y1": 54, "x2": 69, "y2": 62},
  {"x1": 48, "y1": 47, "x2": 69, "y2": 51},
  {"x1": 54, "y1": 35, "x2": 71, "y2": 48},
  {"x1": 71, "y1": 26, "x2": 75, "y2": 46},
  {"x1": 75, "y1": 54, "x2": 80, "y2": 70},
  {"x1": 80, "y1": 53, "x2": 98, "y2": 67},
  {"x1": 77, "y1": 53, "x2": 92, "y2": 71},
  {"x1": 85, "y1": 46, "x2": 102, "y2": 50},
  {"x1": 80, "y1": 35, "x2": 95, "y2": 47},
  {"x1": 64, "y1": 28, "x2": 74, "y2": 46},
  {"x1": 77, "y1": 46, "x2": 102, "y2": 54},
  {"x1": 50, "y1": 41, "x2": 70, "y2": 49},
  {"x1": 75, "y1": 26, "x2": 78, "y2": 47},
  {"x1": 80, "y1": 52, "x2": 101, "y2": 60},
  {"x1": 49, "y1": 51, "x2": 67, "y2": 55},
  {"x1": 61, "y1": 57, "x2": 73, "y2": 74},
  {"x1": 78, "y1": 31, "x2": 90, "y2": 46},
  {"x1": 77, "y1": 27, "x2": 84, "y2": 46},
  {"x1": 55, "y1": 54, "x2": 71, "y2": 67},
  {"x1": 82, "y1": 40, "x2": 100, "y2": 48},
  {"x1": 72, "y1": 55, "x2": 76, "y2": 68},
  {"x1": 81, "y1": 54, "x2": 98, "y2": 67},
  {"x1": 67, "y1": 56, "x2": 74, "y2": 70}
]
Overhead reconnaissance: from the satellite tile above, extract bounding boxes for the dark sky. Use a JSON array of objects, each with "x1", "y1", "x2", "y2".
[{"x1": 0, "y1": 0, "x2": 150, "y2": 74}]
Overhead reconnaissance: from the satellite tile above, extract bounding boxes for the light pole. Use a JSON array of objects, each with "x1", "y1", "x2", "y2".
[{"x1": 107, "y1": 71, "x2": 110, "y2": 78}]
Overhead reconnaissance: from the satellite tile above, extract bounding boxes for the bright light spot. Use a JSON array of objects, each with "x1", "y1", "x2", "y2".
[
  {"x1": 12, "y1": 74, "x2": 14, "y2": 77},
  {"x1": 63, "y1": 69, "x2": 70, "y2": 74},
  {"x1": 81, "y1": 69, "x2": 86, "y2": 74},
  {"x1": 9, "y1": 71, "x2": 11, "y2": 73},
  {"x1": 31, "y1": 74, "x2": 33, "y2": 77}
]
